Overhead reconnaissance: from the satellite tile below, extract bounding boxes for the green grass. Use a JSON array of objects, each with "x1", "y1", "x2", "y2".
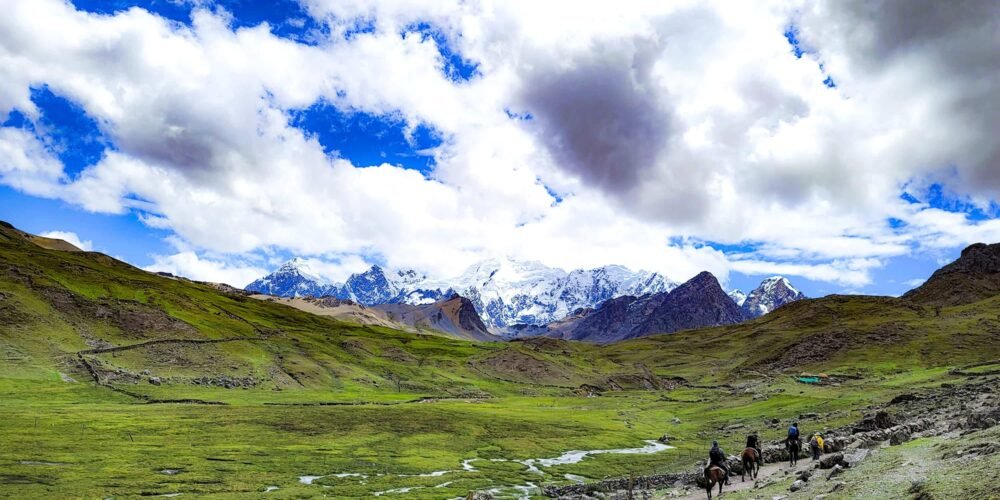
[{"x1": 2, "y1": 222, "x2": 1000, "y2": 497}]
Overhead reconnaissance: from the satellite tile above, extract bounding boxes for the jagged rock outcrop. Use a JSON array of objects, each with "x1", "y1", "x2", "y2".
[
  {"x1": 375, "y1": 295, "x2": 500, "y2": 342},
  {"x1": 740, "y1": 276, "x2": 806, "y2": 318},
  {"x1": 543, "y1": 272, "x2": 747, "y2": 343},
  {"x1": 903, "y1": 242, "x2": 1000, "y2": 306}
]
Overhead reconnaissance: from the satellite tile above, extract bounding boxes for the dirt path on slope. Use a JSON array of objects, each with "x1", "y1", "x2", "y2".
[{"x1": 672, "y1": 460, "x2": 813, "y2": 499}]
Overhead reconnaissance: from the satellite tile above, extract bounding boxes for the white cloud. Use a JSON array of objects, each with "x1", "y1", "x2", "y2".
[
  {"x1": 144, "y1": 251, "x2": 267, "y2": 288},
  {"x1": 38, "y1": 230, "x2": 93, "y2": 251},
  {"x1": 730, "y1": 257, "x2": 882, "y2": 288},
  {"x1": 0, "y1": 0, "x2": 996, "y2": 290}
]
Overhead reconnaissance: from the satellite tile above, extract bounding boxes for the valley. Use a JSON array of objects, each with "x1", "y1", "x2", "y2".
[{"x1": 2, "y1": 220, "x2": 1000, "y2": 498}]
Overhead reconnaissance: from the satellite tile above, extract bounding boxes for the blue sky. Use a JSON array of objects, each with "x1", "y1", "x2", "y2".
[{"x1": 0, "y1": 0, "x2": 996, "y2": 295}]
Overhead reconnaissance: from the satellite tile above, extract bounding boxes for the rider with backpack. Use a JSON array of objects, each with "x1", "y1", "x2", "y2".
[{"x1": 787, "y1": 422, "x2": 799, "y2": 444}]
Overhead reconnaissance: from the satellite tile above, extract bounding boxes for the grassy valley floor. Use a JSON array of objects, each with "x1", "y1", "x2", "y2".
[
  {"x1": 3, "y1": 223, "x2": 1000, "y2": 498},
  {"x1": 0, "y1": 369, "x2": 972, "y2": 498}
]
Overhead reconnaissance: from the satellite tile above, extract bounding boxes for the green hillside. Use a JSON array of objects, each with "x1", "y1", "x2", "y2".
[{"x1": 1, "y1": 220, "x2": 999, "y2": 498}]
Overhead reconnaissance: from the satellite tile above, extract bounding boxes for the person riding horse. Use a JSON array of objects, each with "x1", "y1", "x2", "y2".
[
  {"x1": 706, "y1": 440, "x2": 730, "y2": 485},
  {"x1": 746, "y1": 433, "x2": 763, "y2": 466},
  {"x1": 787, "y1": 422, "x2": 800, "y2": 446},
  {"x1": 786, "y1": 422, "x2": 802, "y2": 465}
]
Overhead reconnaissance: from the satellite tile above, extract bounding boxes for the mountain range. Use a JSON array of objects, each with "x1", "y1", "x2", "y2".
[
  {"x1": 246, "y1": 256, "x2": 807, "y2": 342},
  {"x1": 255, "y1": 294, "x2": 500, "y2": 342},
  {"x1": 510, "y1": 271, "x2": 805, "y2": 343},
  {"x1": 4, "y1": 224, "x2": 1000, "y2": 498},
  {"x1": 246, "y1": 257, "x2": 677, "y2": 328}
]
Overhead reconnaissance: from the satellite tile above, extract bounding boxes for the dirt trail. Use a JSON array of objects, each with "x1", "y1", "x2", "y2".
[{"x1": 674, "y1": 460, "x2": 813, "y2": 499}]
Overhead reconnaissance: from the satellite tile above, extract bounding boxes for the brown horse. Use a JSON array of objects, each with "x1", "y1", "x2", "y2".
[
  {"x1": 787, "y1": 438, "x2": 801, "y2": 467},
  {"x1": 741, "y1": 447, "x2": 759, "y2": 481},
  {"x1": 705, "y1": 465, "x2": 726, "y2": 499}
]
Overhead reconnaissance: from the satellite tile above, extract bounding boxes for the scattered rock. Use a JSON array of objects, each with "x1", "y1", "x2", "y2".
[
  {"x1": 826, "y1": 464, "x2": 844, "y2": 480},
  {"x1": 843, "y1": 449, "x2": 869, "y2": 467},
  {"x1": 790, "y1": 479, "x2": 805, "y2": 492},
  {"x1": 818, "y1": 452, "x2": 844, "y2": 469},
  {"x1": 853, "y1": 410, "x2": 896, "y2": 433},
  {"x1": 889, "y1": 429, "x2": 910, "y2": 445},
  {"x1": 672, "y1": 418, "x2": 681, "y2": 424},
  {"x1": 889, "y1": 393, "x2": 920, "y2": 405},
  {"x1": 149, "y1": 376, "x2": 162, "y2": 386},
  {"x1": 965, "y1": 412, "x2": 998, "y2": 430},
  {"x1": 908, "y1": 478, "x2": 932, "y2": 500},
  {"x1": 795, "y1": 469, "x2": 813, "y2": 481}
]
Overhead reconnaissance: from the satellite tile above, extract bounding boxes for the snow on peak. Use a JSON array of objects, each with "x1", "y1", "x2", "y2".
[
  {"x1": 245, "y1": 257, "x2": 676, "y2": 328},
  {"x1": 729, "y1": 289, "x2": 747, "y2": 306},
  {"x1": 741, "y1": 276, "x2": 805, "y2": 318}
]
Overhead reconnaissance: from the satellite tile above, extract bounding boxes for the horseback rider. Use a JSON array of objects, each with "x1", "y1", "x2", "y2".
[
  {"x1": 746, "y1": 433, "x2": 763, "y2": 466},
  {"x1": 787, "y1": 422, "x2": 800, "y2": 446},
  {"x1": 706, "y1": 440, "x2": 730, "y2": 484}
]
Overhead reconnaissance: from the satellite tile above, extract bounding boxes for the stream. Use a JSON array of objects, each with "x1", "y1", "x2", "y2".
[{"x1": 297, "y1": 439, "x2": 673, "y2": 497}]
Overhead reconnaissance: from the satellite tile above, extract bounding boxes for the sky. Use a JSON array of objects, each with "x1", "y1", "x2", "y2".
[{"x1": 0, "y1": 0, "x2": 998, "y2": 297}]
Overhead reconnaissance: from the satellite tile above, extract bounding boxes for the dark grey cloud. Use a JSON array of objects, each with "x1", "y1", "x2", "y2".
[
  {"x1": 801, "y1": 0, "x2": 1000, "y2": 196},
  {"x1": 517, "y1": 39, "x2": 675, "y2": 194}
]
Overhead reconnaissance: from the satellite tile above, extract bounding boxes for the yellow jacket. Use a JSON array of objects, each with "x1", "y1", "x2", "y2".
[{"x1": 816, "y1": 436, "x2": 824, "y2": 451}]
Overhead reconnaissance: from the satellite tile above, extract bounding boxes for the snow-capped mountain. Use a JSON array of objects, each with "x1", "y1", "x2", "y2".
[
  {"x1": 245, "y1": 257, "x2": 675, "y2": 328},
  {"x1": 447, "y1": 258, "x2": 675, "y2": 327},
  {"x1": 245, "y1": 258, "x2": 332, "y2": 297},
  {"x1": 739, "y1": 276, "x2": 806, "y2": 318},
  {"x1": 544, "y1": 271, "x2": 746, "y2": 343},
  {"x1": 728, "y1": 289, "x2": 747, "y2": 307}
]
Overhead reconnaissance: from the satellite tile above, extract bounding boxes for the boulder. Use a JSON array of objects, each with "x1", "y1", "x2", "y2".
[
  {"x1": 965, "y1": 412, "x2": 998, "y2": 430},
  {"x1": 819, "y1": 452, "x2": 844, "y2": 469},
  {"x1": 790, "y1": 479, "x2": 805, "y2": 492},
  {"x1": 889, "y1": 429, "x2": 910, "y2": 446},
  {"x1": 843, "y1": 448, "x2": 869, "y2": 467},
  {"x1": 148, "y1": 376, "x2": 162, "y2": 386},
  {"x1": 826, "y1": 464, "x2": 844, "y2": 480}
]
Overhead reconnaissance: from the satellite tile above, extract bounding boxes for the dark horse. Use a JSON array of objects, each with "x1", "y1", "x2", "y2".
[
  {"x1": 705, "y1": 465, "x2": 726, "y2": 499},
  {"x1": 741, "y1": 447, "x2": 759, "y2": 481},
  {"x1": 787, "y1": 438, "x2": 801, "y2": 467}
]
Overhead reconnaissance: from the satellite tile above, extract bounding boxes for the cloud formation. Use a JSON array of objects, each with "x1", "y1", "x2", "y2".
[{"x1": 0, "y1": 0, "x2": 996, "y2": 289}]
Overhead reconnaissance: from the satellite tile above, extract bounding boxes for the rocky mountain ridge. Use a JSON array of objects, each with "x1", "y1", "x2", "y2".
[
  {"x1": 536, "y1": 271, "x2": 751, "y2": 343},
  {"x1": 246, "y1": 257, "x2": 676, "y2": 328}
]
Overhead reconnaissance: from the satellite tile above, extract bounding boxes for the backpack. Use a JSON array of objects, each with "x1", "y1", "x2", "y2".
[{"x1": 788, "y1": 426, "x2": 799, "y2": 439}]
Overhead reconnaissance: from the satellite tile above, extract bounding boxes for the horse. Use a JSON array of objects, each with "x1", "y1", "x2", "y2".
[
  {"x1": 787, "y1": 438, "x2": 801, "y2": 467},
  {"x1": 741, "y1": 447, "x2": 759, "y2": 481},
  {"x1": 705, "y1": 465, "x2": 726, "y2": 499}
]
